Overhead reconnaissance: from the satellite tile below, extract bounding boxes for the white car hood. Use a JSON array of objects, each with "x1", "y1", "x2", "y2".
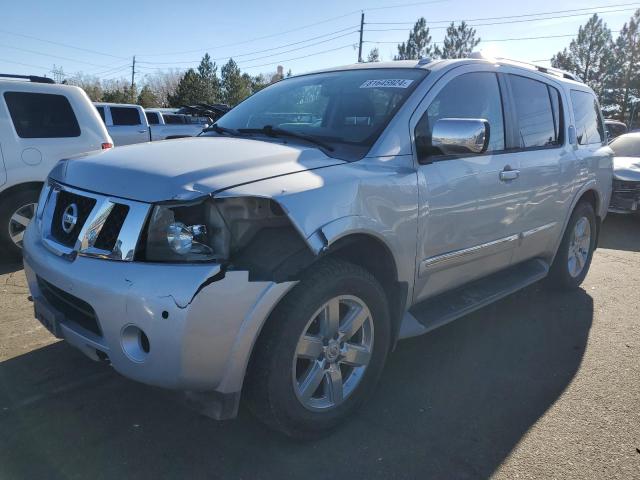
[
  {"x1": 51, "y1": 137, "x2": 345, "y2": 203},
  {"x1": 613, "y1": 156, "x2": 640, "y2": 182}
]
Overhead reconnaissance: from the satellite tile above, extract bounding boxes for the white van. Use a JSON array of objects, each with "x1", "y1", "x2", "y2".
[
  {"x1": 93, "y1": 103, "x2": 150, "y2": 146},
  {"x1": 0, "y1": 74, "x2": 112, "y2": 257}
]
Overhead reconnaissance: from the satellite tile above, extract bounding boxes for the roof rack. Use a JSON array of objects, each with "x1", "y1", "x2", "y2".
[
  {"x1": 494, "y1": 57, "x2": 581, "y2": 82},
  {"x1": 0, "y1": 74, "x2": 55, "y2": 84}
]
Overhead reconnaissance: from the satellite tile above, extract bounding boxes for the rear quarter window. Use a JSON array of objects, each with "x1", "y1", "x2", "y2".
[
  {"x1": 111, "y1": 107, "x2": 142, "y2": 126},
  {"x1": 95, "y1": 106, "x2": 106, "y2": 122},
  {"x1": 4, "y1": 92, "x2": 81, "y2": 138},
  {"x1": 571, "y1": 90, "x2": 605, "y2": 145},
  {"x1": 145, "y1": 111, "x2": 159, "y2": 124}
]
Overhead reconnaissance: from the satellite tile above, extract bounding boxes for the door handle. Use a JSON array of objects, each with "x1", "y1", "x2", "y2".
[
  {"x1": 138, "y1": 129, "x2": 148, "y2": 134},
  {"x1": 499, "y1": 168, "x2": 520, "y2": 181}
]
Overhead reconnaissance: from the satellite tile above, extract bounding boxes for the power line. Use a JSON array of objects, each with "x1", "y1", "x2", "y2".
[
  {"x1": 0, "y1": 28, "x2": 128, "y2": 59},
  {"x1": 366, "y1": 7, "x2": 638, "y2": 31},
  {"x1": 240, "y1": 44, "x2": 356, "y2": 70},
  {"x1": 137, "y1": 26, "x2": 359, "y2": 65},
  {"x1": 365, "y1": 2, "x2": 640, "y2": 25},
  {"x1": 0, "y1": 57, "x2": 50, "y2": 73},
  {"x1": 0, "y1": 42, "x2": 125, "y2": 69},
  {"x1": 364, "y1": 31, "x2": 621, "y2": 45}
]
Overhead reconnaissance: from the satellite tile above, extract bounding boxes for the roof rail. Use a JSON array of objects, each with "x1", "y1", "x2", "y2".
[
  {"x1": 494, "y1": 57, "x2": 581, "y2": 82},
  {"x1": 0, "y1": 74, "x2": 55, "y2": 84}
]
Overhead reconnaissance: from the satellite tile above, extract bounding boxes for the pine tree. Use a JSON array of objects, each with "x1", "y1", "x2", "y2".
[
  {"x1": 607, "y1": 10, "x2": 640, "y2": 123},
  {"x1": 168, "y1": 69, "x2": 206, "y2": 106},
  {"x1": 435, "y1": 22, "x2": 480, "y2": 59},
  {"x1": 367, "y1": 48, "x2": 380, "y2": 62},
  {"x1": 221, "y1": 59, "x2": 251, "y2": 106},
  {"x1": 551, "y1": 14, "x2": 614, "y2": 103},
  {"x1": 197, "y1": 53, "x2": 221, "y2": 103},
  {"x1": 137, "y1": 85, "x2": 158, "y2": 107},
  {"x1": 394, "y1": 18, "x2": 433, "y2": 60}
]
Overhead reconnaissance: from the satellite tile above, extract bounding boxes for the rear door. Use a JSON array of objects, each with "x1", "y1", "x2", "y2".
[
  {"x1": 109, "y1": 106, "x2": 149, "y2": 145},
  {"x1": 503, "y1": 72, "x2": 573, "y2": 264}
]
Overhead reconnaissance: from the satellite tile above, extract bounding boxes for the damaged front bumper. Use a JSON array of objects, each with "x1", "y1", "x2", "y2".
[
  {"x1": 609, "y1": 179, "x2": 640, "y2": 214},
  {"x1": 23, "y1": 224, "x2": 296, "y2": 418}
]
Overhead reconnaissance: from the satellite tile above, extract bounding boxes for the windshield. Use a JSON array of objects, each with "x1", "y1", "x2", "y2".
[
  {"x1": 610, "y1": 134, "x2": 640, "y2": 157},
  {"x1": 205, "y1": 68, "x2": 428, "y2": 160}
]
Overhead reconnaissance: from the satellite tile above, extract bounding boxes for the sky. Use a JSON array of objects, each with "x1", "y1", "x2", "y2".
[{"x1": 0, "y1": 0, "x2": 637, "y2": 83}]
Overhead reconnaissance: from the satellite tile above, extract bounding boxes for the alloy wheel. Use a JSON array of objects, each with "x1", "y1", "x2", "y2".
[
  {"x1": 8, "y1": 203, "x2": 36, "y2": 248},
  {"x1": 567, "y1": 216, "x2": 591, "y2": 278}
]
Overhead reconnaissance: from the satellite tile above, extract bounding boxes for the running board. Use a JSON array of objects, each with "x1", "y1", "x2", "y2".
[{"x1": 399, "y1": 259, "x2": 549, "y2": 339}]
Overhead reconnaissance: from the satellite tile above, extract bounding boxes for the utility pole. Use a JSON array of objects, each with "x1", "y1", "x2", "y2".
[
  {"x1": 358, "y1": 12, "x2": 365, "y2": 63},
  {"x1": 131, "y1": 55, "x2": 136, "y2": 90}
]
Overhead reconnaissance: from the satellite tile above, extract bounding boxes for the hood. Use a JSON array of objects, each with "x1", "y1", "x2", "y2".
[
  {"x1": 613, "y1": 156, "x2": 640, "y2": 182},
  {"x1": 51, "y1": 137, "x2": 345, "y2": 203}
]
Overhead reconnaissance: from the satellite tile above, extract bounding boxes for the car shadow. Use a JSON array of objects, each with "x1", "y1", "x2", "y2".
[
  {"x1": 0, "y1": 282, "x2": 592, "y2": 479},
  {"x1": 0, "y1": 258, "x2": 22, "y2": 275},
  {"x1": 599, "y1": 213, "x2": 640, "y2": 252}
]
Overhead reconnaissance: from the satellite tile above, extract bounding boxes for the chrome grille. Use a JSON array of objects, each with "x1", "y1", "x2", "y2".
[{"x1": 39, "y1": 182, "x2": 150, "y2": 261}]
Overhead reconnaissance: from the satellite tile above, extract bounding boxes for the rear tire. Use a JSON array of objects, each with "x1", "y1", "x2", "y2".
[
  {"x1": 0, "y1": 188, "x2": 40, "y2": 260},
  {"x1": 244, "y1": 258, "x2": 391, "y2": 438},
  {"x1": 547, "y1": 201, "x2": 597, "y2": 289}
]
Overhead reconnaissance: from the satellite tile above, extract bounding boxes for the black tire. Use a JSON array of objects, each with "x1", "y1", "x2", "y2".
[
  {"x1": 0, "y1": 187, "x2": 40, "y2": 260},
  {"x1": 547, "y1": 201, "x2": 597, "y2": 289},
  {"x1": 244, "y1": 258, "x2": 391, "y2": 438}
]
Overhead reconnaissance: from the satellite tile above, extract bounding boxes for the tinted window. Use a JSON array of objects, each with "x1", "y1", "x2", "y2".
[
  {"x1": 548, "y1": 85, "x2": 563, "y2": 144},
  {"x1": 164, "y1": 114, "x2": 185, "y2": 124},
  {"x1": 4, "y1": 92, "x2": 80, "y2": 138},
  {"x1": 509, "y1": 75, "x2": 559, "y2": 148},
  {"x1": 111, "y1": 107, "x2": 141, "y2": 126},
  {"x1": 415, "y1": 72, "x2": 505, "y2": 156},
  {"x1": 145, "y1": 111, "x2": 159, "y2": 124},
  {"x1": 571, "y1": 90, "x2": 605, "y2": 145},
  {"x1": 609, "y1": 135, "x2": 640, "y2": 157},
  {"x1": 95, "y1": 106, "x2": 106, "y2": 122}
]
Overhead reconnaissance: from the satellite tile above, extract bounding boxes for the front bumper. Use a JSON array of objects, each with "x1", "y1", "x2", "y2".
[{"x1": 23, "y1": 222, "x2": 295, "y2": 400}]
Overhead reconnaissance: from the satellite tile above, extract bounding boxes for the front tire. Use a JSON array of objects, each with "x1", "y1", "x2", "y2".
[
  {"x1": 0, "y1": 188, "x2": 40, "y2": 259},
  {"x1": 244, "y1": 259, "x2": 391, "y2": 438},
  {"x1": 547, "y1": 201, "x2": 597, "y2": 289}
]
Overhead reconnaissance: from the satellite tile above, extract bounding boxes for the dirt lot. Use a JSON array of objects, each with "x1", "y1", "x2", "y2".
[{"x1": 0, "y1": 214, "x2": 639, "y2": 479}]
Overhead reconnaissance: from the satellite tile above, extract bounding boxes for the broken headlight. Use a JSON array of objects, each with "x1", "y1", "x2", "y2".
[{"x1": 141, "y1": 201, "x2": 228, "y2": 263}]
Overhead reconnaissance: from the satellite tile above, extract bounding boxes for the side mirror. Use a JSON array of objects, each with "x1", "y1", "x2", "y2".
[{"x1": 431, "y1": 118, "x2": 490, "y2": 156}]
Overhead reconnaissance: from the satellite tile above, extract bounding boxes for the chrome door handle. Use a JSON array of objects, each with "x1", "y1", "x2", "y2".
[
  {"x1": 138, "y1": 129, "x2": 148, "y2": 133},
  {"x1": 499, "y1": 169, "x2": 520, "y2": 181}
]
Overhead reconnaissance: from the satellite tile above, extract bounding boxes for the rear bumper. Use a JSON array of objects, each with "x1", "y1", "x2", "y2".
[{"x1": 23, "y1": 222, "x2": 295, "y2": 402}]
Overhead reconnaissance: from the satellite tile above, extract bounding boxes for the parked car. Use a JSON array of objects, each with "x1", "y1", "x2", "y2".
[
  {"x1": 93, "y1": 102, "x2": 150, "y2": 146},
  {"x1": 23, "y1": 58, "x2": 612, "y2": 438},
  {"x1": 608, "y1": 132, "x2": 640, "y2": 214},
  {"x1": 145, "y1": 108, "x2": 205, "y2": 140},
  {"x1": 605, "y1": 119, "x2": 628, "y2": 140},
  {"x1": 0, "y1": 74, "x2": 112, "y2": 257}
]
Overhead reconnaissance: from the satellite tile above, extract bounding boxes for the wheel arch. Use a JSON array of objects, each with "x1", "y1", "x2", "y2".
[{"x1": 0, "y1": 181, "x2": 43, "y2": 202}]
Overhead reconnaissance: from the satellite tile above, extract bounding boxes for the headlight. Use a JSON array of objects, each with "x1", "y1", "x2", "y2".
[{"x1": 142, "y1": 201, "x2": 224, "y2": 263}]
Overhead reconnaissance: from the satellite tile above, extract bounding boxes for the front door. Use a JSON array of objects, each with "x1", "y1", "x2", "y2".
[{"x1": 411, "y1": 67, "x2": 522, "y2": 303}]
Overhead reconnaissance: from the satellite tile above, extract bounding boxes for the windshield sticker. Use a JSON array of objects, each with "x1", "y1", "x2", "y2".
[{"x1": 360, "y1": 79, "x2": 414, "y2": 89}]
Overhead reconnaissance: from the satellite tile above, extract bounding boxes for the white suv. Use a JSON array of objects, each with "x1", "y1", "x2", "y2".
[{"x1": 0, "y1": 74, "x2": 112, "y2": 257}]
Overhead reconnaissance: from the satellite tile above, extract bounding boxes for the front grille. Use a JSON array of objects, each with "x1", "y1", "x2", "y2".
[
  {"x1": 93, "y1": 204, "x2": 129, "y2": 251},
  {"x1": 37, "y1": 276, "x2": 102, "y2": 337},
  {"x1": 613, "y1": 179, "x2": 640, "y2": 193},
  {"x1": 50, "y1": 191, "x2": 96, "y2": 247}
]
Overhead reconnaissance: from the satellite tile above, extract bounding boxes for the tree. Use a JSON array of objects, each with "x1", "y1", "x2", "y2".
[
  {"x1": 366, "y1": 48, "x2": 380, "y2": 62},
  {"x1": 197, "y1": 53, "x2": 221, "y2": 103},
  {"x1": 551, "y1": 14, "x2": 614, "y2": 102},
  {"x1": 144, "y1": 69, "x2": 182, "y2": 107},
  {"x1": 435, "y1": 21, "x2": 480, "y2": 59},
  {"x1": 221, "y1": 58, "x2": 251, "y2": 105},
  {"x1": 607, "y1": 9, "x2": 640, "y2": 123},
  {"x1": 168, "y1": 69, "x2": 206, "y2": 106},
  {"x1": 137, "y1": 84, "x2": 158, "y2": 107},
  {"x1": 394, "y1": 17, "x2": 434, "y2": 60},
  {"x1": 67, "y1": 73, "x2": 103, "y2": 101}
]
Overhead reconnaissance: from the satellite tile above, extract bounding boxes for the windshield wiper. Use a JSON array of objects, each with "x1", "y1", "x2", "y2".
[
  {"x1": 237, "y1": 125, "x2": 335, "y2": 152},
  {"x1": 201, "y1": 123, "x2": 240, "y2": 136}
]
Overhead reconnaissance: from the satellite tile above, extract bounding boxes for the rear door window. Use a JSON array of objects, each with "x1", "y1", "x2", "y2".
[
  {"x1": 145, "y1": 111, "x2": 159, "y2": 124},
  {"x1": 4, "y1": 92, "x2": 81, "y2": 138},
  {"x1": 95, "y1": 106, "x2": 106, "y2": 122},
  {"x1": 111, "y1": 107, "x2": 142, "y2": 126},
  {"x1": 508, "y1": 75, "x2": 560, "y2": 148},
  {"x1": 571, "y1": 90, "x2": 605, "y2": 145}
]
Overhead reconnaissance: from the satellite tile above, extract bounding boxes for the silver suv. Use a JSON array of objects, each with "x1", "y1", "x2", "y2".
[{"x1": 23, "y1": 58, "x2": 613, "y2": 438}]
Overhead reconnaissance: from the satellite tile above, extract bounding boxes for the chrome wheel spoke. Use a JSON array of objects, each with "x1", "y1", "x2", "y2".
[
  {"x1": 325, "y1": 365, "x2": 343, "y2": 404},
  {"x1": 11, "y1": 213, "x2": 31, "y2": 227},
  {"x1": 8, "y1": 203, "x2": 36, "y2": 248},
  {"x1": 340, "y1": 305, "x2": 369, "y2": 341},
  {"x1": 321, "y1": 298, "x2": 340, "y2": 339},
  {"x1": 340, "y1": 343, "x2": 371, "y2": 367},
  {"x1": 299, "y1": 361, "x2": 325, "y2": 402},
  {"x1": 296, "y1": 335, "x2": 324, "y2": 360},
  {"x1": 10, "y1": 230, "x2": 24, "y2": 244}
]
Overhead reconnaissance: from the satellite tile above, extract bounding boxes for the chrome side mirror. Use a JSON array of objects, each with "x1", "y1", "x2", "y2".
[{"x1": 431, "y1": 118, "x2": 490, "y2": 156}]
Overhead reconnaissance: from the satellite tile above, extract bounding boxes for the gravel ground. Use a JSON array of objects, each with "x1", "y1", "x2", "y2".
[{"x1": 0, "y1": 214, "x2": 638, "y2": 479}]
